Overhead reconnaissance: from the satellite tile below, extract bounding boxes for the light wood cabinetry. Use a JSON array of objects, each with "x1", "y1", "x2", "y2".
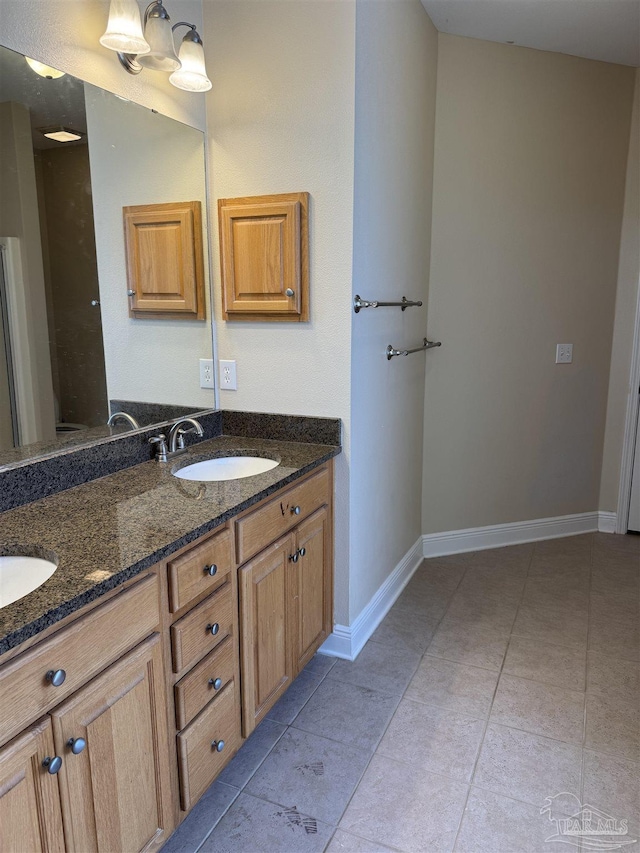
[
  {"x1": 239, "y1": 534, "x2": 295, "y2": 734},
  {"x1": 237, "y1": 464, "x2": 333, "y2": 736},
  {"x1": 0, "y1": 460, "x2": 334, "y2": 850},
  {"x1": 0, "y1": 575, "x2": 172, "y2": 853},
  {"x1": 50, "y1": 635, "x2": 172, "y2": 853},
  {"x1": 0, "y1": 717, "x2": 66, "y2": 853},
  {"x1": 123, "y1": 201, "x2": 205, "y2": 320},
  {"x1": 218, "y1": 192, "x2": 309, "y2": 322}
]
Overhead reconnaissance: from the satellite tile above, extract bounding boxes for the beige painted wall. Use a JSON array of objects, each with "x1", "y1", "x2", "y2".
[
  {"x1": 349, "y1": 0, "x2": 438, "y2": 620},
  {"x1": 423, "y1": 35, "x2": 635, "y2": 534},
  {"x1": 203, "y1": 0, "x2": 356, "y2": 624},
  {"x1": 86, "y1": 87, "x2": 214, "y2": 409},
  {"x1": 600, "y1": 68, "x2": 640, "y2": 514},
  {"x1": 0, "y1": 0, "x2": 205, "y2": 130}
]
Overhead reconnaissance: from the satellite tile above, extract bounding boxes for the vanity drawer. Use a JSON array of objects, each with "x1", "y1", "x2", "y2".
[
  {"x1": 171, "y1": 582, "x2": 233, "y2": 674},
  {"x1": 174, "y1": 635, "x2": 235, "y2": 730},
  {"x1": 0, "y1": 575, "x2": 160, "y2": 745},
  {"x1": 168, "y1": 528, "x2": 232, "y2": 613},
  {"x1": 177, "y1": 681, "x2": 240, "y2": 811},
  {"x1": 236, "y1": 466, "x2": 330, "y2": 564}
]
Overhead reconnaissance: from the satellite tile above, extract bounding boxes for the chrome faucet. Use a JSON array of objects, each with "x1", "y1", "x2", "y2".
[
  {"x1": 107, "y1": 411, "x2": 140, "y2": 430},
  {"x1": 168, "y1": 418, "x2": 204, "y2": 453}
]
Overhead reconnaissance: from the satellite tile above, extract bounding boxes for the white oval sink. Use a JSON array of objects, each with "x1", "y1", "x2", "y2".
[
  {"x1": 0, "y1": 555, "x2": 57, "y2": 608},
  {"x1": 174, "y1": 456, "x2": 279, "y2": 482}
]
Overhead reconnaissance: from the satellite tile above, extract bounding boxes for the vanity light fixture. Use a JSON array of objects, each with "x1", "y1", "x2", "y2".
[
  {"x1": 99, "y1": 0, "x2": 150, "y2": 56},
  {"x1": 100, "y1": 0, "x2": 211, "y2": 92},
  {"x1": 169, "y1": 24, "x2": 212, "y2": 92},
  {"x1": 40, "y1": 127, "x2": 85, "y2": 143},
  {"x1": 25, "y1": 57, "x2": 65, "y2": 79}
]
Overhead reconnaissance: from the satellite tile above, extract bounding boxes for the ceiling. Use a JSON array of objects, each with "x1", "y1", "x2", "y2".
[
  {"x1": 420, "y1": 0, "x2": 640, "y2": 67},
  {"x1": 0, "y1": 45, "x2": 87, "y2": 149}
]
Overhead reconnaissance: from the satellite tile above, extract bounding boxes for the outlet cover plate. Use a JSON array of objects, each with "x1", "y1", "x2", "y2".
[
  {"x1": 219, "y1": 359, "x2": 237, "y2": 390},
  {"x1": 199, "y1": 358, "x2": 214, "y2": 389},
  {"x1": 556, "y1": 344, "x2": 573, "y2": 364}
]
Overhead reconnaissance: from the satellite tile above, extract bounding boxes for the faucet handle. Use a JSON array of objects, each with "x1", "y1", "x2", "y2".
[{"x1": 148, "y1": 434, "x2": 168, "y2": 462}]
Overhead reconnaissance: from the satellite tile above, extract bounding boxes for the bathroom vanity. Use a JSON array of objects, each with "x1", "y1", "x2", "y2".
[{"x1": 0, "y1": 425, "x2": 339, "y2": 852}]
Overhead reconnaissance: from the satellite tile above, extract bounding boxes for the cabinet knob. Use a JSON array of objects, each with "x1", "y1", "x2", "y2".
[
  {"x1": 203, "y1": 564, "x2": 218, "y2": 577},
  {"x1": 46, "y1": 669, "x2": 66, "y2": 687},
  {"x1": 299, "y1": 547, "x2": 306, "y2": 558},
  {"x1": 42, "y1": 756, "x2": 62, "y2": 774},
  {"x1": 127, "y1": 289, "x2": 136, "y2": 297},
  {"x1": 208, "y1": 677, "x2": 223, "y2": 690},
  {"x1": 291, "y1": 505, "x2": 301, "y2": 515},
  {"x1": 285, "y1": 288, "x2": 295, "y2": 297},
  {"x1": 206, "y1": 623, "x2": 220, "y2": 636},
  {"x1": 289, "y1": 552, "x2": 299, "y2": 563},
  {"x1": 67, "y1": 737, "x2": 86, "y2": 755},
  {"x1": 211, "y1": 739, "x2": 225, "y2": 753}
]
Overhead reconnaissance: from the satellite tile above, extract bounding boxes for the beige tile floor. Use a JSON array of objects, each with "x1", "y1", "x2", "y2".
[{"x1": 162, "y1": 533, "x2": 640, "y2": 853}]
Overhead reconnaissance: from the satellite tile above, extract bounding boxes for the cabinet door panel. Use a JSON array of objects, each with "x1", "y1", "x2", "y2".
[
  {"x1": 239, "y1": 535, "x2": 294, "y2": 736},
  {"x1": 0, "y1": 717, "x2": 65, "y2": 853},
  {"x1": 50, "y1": 635, "x2": 172, "y2": 853},
  {"x1": 292, "y1": 507, "x2": 331, "y2": 672}
]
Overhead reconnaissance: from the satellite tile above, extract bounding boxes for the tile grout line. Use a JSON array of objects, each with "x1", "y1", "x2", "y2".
[
  {"x1": 451, "y1": 543, "x2": 537, "y2": 852},
  {"x1": 319, "y1": 558, "x2": 474, "y2": 852},
  {"x1": 194, "y1": 664, "x2": 334, "y2": 851}
]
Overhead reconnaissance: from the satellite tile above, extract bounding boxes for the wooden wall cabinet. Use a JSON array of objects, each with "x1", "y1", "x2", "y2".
[
  {"x1": 123, "y1": 201, "x2": 205, "y2": 320},
  {"x1": 218, "y1": 192, "x2": 309, "y2": 322}
]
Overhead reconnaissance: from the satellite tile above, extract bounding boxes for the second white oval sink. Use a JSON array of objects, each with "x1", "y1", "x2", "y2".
[
  {"x1": 0, "y1": 555, "x2": 58, "y2": 608},
  {"x1": 173, "y1": 456, "x2": 279, "y2": 482}
]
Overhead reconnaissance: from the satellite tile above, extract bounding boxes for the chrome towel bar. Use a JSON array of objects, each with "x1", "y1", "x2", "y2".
[
  {"x1": 386, "y1": 338, "x2": 441, "y2": 360},
  {"x1": 354, "y1": 295, "x2": 423, "y2": 313}
]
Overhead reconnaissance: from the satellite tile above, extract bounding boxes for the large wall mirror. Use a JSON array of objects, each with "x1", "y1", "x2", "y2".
[{"x1": 0, "y1": 43, "x2": 215, "y2": 469}]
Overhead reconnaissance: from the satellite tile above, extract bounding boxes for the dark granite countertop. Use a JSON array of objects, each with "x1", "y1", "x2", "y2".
[{"x1": 0, "y1": 435, "x2": 340, "y2": 656}]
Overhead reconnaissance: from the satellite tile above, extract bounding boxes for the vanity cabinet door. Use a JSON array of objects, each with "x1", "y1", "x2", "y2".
[
  {"x1": 50, "y1": 635, "x2": 172, "y2": 853},
  {"x1": 291, "y1": 507, "x2": 332, "y2": 673},
  {"x1": 239, "y1": 534, "x2": 295, "y2": 736},
  {"x1": 0, "y1": 717, "x2": 66, "y2": 853}
]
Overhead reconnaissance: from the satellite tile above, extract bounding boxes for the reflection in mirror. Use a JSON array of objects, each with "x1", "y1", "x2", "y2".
[{"x1": 0, "y1": 44, "x2": 215, "y2": 469}]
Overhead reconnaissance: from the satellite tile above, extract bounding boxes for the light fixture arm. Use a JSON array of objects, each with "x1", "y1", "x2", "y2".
[{"x1": 171, "y1": 22, "x2": 203, "y2": 45}]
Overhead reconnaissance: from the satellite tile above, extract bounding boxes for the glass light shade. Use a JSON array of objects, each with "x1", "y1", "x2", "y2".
[
  {"x1": 25, "y1": 57, "x2": 66, "y2": 79},
  {"x1": 138, "y1": 15, "x2": 181, "y2": 71},
  {"x1": 169, "y1": 37, "x2": 211, "y2": 92},
  {"x1": 99, "y1": 0, "x2": 150, "y2": 55}
]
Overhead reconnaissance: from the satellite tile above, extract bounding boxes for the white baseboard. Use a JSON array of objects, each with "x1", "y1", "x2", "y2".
[
  {"x1": 422, "y1": 511, "x2": 603, "y2": 557},
  {"x1": 597, "y1": 512, "x2": 617, "y2": 534},
  {"x1": 319, "y1": 536, "x2": 424, "y2": 662},
  {"x1": 321, "y1": 510, "x2": 618, "y2": 663}
]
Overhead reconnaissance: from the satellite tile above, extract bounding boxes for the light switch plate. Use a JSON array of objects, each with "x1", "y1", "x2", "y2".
[{"x1": 556, "y1": 344, "x2": 573, "y2": 364}]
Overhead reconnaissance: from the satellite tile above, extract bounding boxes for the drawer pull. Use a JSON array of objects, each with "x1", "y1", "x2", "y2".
[
  {"x1": 208, "y1": 677, "x2": 223, "y2": 690},
  {"x1": 211, "y1": 739, "x2": 225, "y2": 753},
  {"x1": 42, "y1": 756, "x2": 62, "y2": 774},
  {"x1": 67, "y1": 737, "x2": 86, "y2": 755},
  {"x1": 291, "y1": 505, "x2": 301, "y2": 515},
  {"x1": 203, "y1": 564, "x2": 218, "y2": 577},
  {"x1": 206, "y1": 623, "x2": 220, "y2": 636},
  {"x1": 45, "y1": 669, "x2": 66, "y2": 687}
]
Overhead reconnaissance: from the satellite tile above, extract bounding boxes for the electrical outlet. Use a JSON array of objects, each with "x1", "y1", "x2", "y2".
[
  {"x1": 199, "y1": 358, "x2": 214, "y2": 389},
  {"x1": 219, "y1": 359, "x2": 237, "y2": 390},
  {"x1": 555, "y1": 344, "x2": 573, "y2": 364}
]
